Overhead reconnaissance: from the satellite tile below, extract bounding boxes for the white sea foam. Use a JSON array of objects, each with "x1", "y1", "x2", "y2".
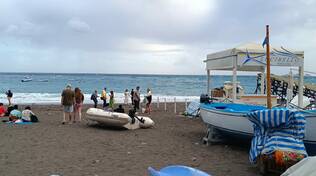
[{"x1": 0, "y1": 93, "x2": 199, "y2": 105}]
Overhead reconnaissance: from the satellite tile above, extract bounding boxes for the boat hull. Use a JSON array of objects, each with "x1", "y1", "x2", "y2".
[
  {"x1": 86, "y1": 108, "x2": 130, "y2": 127},
  {"x1": 200, "y1": 104, "x2": 316, "y2": 155},
  {"x1": 86, "y1": 108, "x2": 154, "y2": 130}
]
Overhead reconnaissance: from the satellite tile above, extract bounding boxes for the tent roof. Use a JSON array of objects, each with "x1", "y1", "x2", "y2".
[
  {"x1": 205, "y1": 43, "x2": 304, "y2": 72},
  {"x1": 206, "y1": 43, "x2": 304, "y2": 61}
]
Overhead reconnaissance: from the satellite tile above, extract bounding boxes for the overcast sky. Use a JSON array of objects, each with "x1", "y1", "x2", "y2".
[{"x1": 0, "y1": 0, "x2": 315, "y2": 75}]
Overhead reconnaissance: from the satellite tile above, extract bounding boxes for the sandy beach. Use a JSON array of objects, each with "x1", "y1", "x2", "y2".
[{"x1": 0, "y1": 103, "x2": 260, "y2": 176}]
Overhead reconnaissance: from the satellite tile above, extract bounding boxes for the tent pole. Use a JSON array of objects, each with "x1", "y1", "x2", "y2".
[
  {"x1": 232, "y1": 57, "x2": 237, "y2": 102},
  {"x1": 207, "y1": 69, "x2": 211, "y2": 95},
  {"x1": 298, "y1": 66, "x2": 304, "y2": 107},
  {"x1": 286, "y1": 69, "x2": 294, "y2": 107},
  {"x1": 261, "y1": 69, "x2": 265, "y2": 95}
]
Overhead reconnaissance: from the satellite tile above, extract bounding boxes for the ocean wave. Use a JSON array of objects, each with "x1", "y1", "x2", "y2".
[{"x1": 0, "y1": 93, "x2": 199, "y2": 105}]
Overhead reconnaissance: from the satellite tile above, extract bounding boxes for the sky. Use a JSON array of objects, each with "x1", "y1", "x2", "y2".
[{"x1": 0, "y1": 0, "x2": 315, "y2": 75}]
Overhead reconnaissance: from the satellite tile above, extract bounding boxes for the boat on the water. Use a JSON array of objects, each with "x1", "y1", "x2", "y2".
[
  {"x1": 200, "y1": 102, "x2": 316, "y2": 155},
  {"x1": 21, "y1": 76, "x2": 32, "y2": 82},
  {"x1": 86, "y1": 108, "x2": 154, "y2": 130}
]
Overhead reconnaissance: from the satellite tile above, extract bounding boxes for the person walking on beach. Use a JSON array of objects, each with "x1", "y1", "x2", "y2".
[
  {"x1": 91, "y1": 90, "x2": 98, "y2": 108},
  {"x1": 61, "y1": 84, "x2": 75, "y2": 124},
  {"x1": 130, "y1": 89, "x2": 134, "y2": 105},
  {"x1": 101, "y1": 87, "x2": 107, "y2": 108},
  {"x1": 109, "y1": 90, "x2": 115, "y2": 110},
  {"x1": 145, "y1": 88, "x2": 152, "y2": 114},
  {"x1": 133, "y1": 86, "x2": 140, "y2": 111},
  {"x1": 124, "y1": 89, "x2": 129, "y2": 105},
  {"x1": 5, "y1": 90, "x2": 13, "y2": 106},
  {"x1": 74, "y1": 87, "x2": 84, "y2": 122}
]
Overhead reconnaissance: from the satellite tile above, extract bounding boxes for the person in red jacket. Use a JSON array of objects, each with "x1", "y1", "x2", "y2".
[{"x1": 0, "y1": 103, "x2": 7, "y2": 117}]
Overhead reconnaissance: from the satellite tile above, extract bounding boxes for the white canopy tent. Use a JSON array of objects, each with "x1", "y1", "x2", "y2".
[{"x1": 204, "y1": 43, "x2": 305, "y2": 107}]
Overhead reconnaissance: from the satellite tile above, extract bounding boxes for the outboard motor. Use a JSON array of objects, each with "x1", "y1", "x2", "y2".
[{"x1": 200, "y1": 94, "x2": 210, "y2": 104}]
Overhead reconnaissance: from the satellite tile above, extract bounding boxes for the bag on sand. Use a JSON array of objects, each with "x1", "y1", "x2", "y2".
[{"x1": 30, "y1": 114, "x2": 39, "y2": 122}]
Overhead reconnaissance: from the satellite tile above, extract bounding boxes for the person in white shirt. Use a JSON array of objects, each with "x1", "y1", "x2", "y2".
[
  {"x1": 124, "y1": 89, "x2": 129, "y2": 105},
  {"x1": 22, "y1": 106, "x2": 35, "y2": 122}
]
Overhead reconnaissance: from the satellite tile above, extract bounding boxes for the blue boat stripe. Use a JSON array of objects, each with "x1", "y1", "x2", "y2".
[{"x1": 263, "y1": 143, "x2": 306, "y2": 151}]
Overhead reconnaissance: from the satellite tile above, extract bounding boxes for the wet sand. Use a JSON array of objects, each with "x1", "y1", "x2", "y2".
[{"x1": 0, "y1": 103, "x2": 260, "y2": 176}]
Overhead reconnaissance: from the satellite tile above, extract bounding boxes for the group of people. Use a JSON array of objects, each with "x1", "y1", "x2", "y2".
[
  {"x1": 1, "y1": 90, "x2": 38, "y2": 123},
  {"x1": 90, "y1": 86, "x2": 153, "y2": 114},
  {"x1": 128, "y1": 86, "x2": 152, "y2": 114},
  {"x1": 0, "y1": 103, "x2": 38, "y2": 123},
  {"x1": 90, "y1": 88, "x2": 115, "y2": 109},
  {"x1": 61, "y1": 84, "x2": 84, "y2": 124},
  {"x1": 2, "y1": 84, "x2": 153, "y2": 125}
]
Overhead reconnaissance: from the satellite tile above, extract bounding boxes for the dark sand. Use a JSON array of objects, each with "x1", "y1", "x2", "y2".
[{"x1": 0, "y1": 103, "x2": 260, "y2": 176}]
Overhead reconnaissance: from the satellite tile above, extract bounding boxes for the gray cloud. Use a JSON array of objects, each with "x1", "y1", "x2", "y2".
[
  {"x1": 0, "y1": 0, "x2": 315, "y2": 74},
  {"x1": 67, "y1": 18, "x2": 91, "y2": 33}
]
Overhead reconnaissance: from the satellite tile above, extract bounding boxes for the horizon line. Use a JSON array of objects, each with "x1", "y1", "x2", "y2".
[{"x1": 0, "y1": 71, "x2": 262, "y2": 76}]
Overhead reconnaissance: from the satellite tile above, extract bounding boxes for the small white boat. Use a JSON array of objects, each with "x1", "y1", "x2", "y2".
[
  {"x1": 21, "y1": 76, "x2": 32, "y2": 82},
  {"x1": 86, "y1": 108, "x2": 154, "y2": 130}
]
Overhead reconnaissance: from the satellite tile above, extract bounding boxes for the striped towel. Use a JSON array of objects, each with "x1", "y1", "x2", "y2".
[{"x1": 247, "y1": 109, "x2": 307, "y2": 163}]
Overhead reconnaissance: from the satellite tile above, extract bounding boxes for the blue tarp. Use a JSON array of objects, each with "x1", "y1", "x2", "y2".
[
  {"x1": 247, "y1": 109, "x2": 307, "y2": 163},
  {"x1": 6, "y1": 121, "x2": 33, "y2": 125},
  {"x1": 148, "y1": 165, "x2": 211, "y2": 176}
]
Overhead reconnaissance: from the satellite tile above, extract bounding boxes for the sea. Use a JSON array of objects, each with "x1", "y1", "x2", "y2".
[{"x1": 1, "y1": 72, "x2": 316, "y2": 104}]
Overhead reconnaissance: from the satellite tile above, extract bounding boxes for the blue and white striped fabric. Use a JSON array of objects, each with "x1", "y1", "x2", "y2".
[{"x1": 247, "y1": 109, "x2": 307, "y2": 163}]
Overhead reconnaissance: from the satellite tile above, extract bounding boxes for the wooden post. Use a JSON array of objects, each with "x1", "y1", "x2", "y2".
[
  {"x1": 266, "y1": 25, "x2": 272, "y2": 109},
  {"x1": 164, "y1": 98, "x2": 167, "y2": 111},
  {"x1": 261, "y1": 70, "x2": 265, "y2": 94},
  {"x1": 157, "y1": 97, "x2": 160, "y2": 108},
  {"x1": 174, "y1": 97, "x2": 177, "y2": 114}
]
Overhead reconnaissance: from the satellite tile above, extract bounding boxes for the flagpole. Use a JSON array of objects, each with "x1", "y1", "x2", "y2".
[{"x1": 266, "y1": 25, "x2": 272, "y2": 109}]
